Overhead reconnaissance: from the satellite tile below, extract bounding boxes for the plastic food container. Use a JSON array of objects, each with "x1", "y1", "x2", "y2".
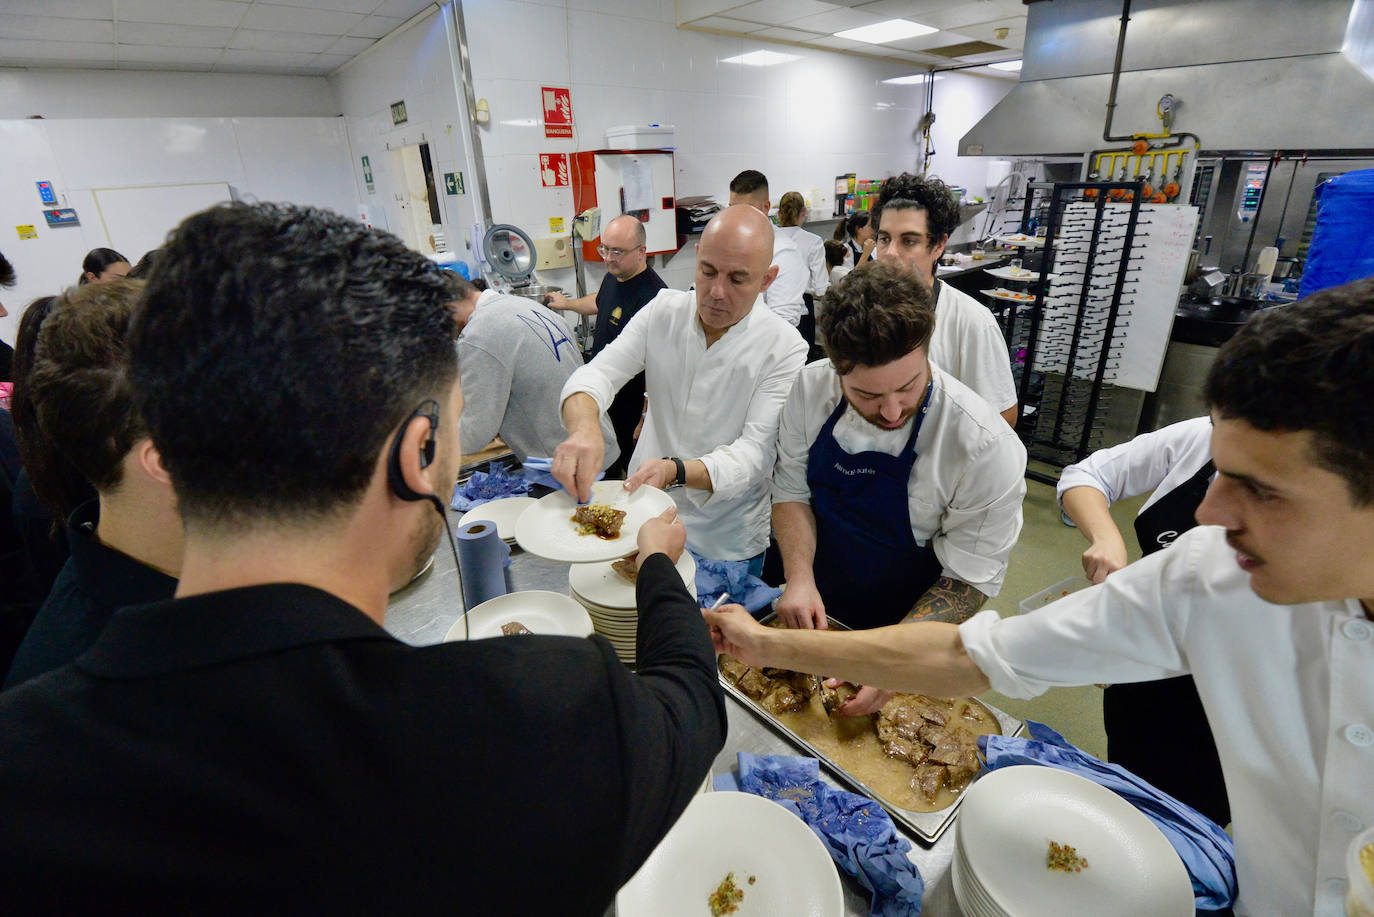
[
  {"x1": 1018, "y1": 576, "x2": 1088, "y2": 615},
  {"x1": 1347, "y1": 826, "x2": 1374, "y2": 917},
  {"x1": 605, "y1": 124, "x2": 675, "y2": 149}
]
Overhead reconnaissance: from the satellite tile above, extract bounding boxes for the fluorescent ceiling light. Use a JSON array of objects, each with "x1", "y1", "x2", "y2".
[
  {"x1": 721, "y1": 50, "x2": 801, "y2": 66},
  {"x1": 989, "y1": 59, "x2": 1022, "y2": 72},
  {"x1": 834, "y1": 19, "x2": 937, "y2": 44},
  {"x1": 882, "y1": 74, "x2": 942, "y2": 85}
]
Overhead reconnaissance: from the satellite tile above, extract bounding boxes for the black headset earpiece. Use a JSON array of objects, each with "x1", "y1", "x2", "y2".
[{"x1": 388, "y1": 399, "x2": 441, "y2": 504}]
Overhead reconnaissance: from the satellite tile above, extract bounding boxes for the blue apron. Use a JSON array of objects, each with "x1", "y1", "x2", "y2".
[{"x1": 807, "y1": 384, "x2": 943, "y2": 630}]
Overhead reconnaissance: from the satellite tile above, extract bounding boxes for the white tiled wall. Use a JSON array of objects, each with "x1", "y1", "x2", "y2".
[
  {"x1": 0, "y1": 70, "x2": 338, "y2": 119},
  {"x1": 458, "y1": 0, "x2": 1014, "y2": 293}
]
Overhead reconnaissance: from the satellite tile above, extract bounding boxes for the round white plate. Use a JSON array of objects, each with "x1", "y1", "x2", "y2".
[
  {"x1": 985, "y1": 266, "x2": 1058, "y2": 282},
  {"x1": 985, "y1": 287, "x2": 1038, "y2": 303},
  {"x1": 442, "y1": 590, "x2": 593, "y2": 641},
  {"x1": 569, "y1": 552, "x2": 697, "y2": 609},
  {"x1": 459, "y1": 496, "x2": 535, "y2": 542},
  {"x1": 994, "y1": 233, "x2": 1044, "y2": 248},
  {"x1": 616, "y1": 791, "x2": 843, "y2": 917},
  {"x1": 956, "y1": 766, "x2": 1193, "y2": 917},
  {"x1": 514, "y1": 481, "x2": 674, "y2": 563}
]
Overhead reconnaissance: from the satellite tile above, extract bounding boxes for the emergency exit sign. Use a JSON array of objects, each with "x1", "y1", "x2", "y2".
[{"x1": 443, "y1": 172, "x2": 464, "y2": 195}]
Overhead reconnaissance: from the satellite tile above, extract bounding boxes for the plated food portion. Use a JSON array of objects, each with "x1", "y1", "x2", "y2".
[
  {"x1": 443, "y1": 590, "x2": 594, "y2": 641},
  {"x1": 514, "y1": 481, "x2": 675, "y2": 563},
  {"x1": 985, "y1": 287, "x2": 1037, "y2": 302}
]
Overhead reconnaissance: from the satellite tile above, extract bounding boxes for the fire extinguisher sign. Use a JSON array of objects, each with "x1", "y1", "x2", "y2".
[
  {"x1": 540, "y1": 153, "x2": 570, "y2": 188},
  {"x1": 541, "y1": 86, "x2": 572, "y2": 139}
]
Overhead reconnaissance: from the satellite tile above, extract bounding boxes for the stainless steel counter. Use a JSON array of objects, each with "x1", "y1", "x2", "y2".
[{"x1": 384, "y1": 501, "x2": 963, "y2": 915}]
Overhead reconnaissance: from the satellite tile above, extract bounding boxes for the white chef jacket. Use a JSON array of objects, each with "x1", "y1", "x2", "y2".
[
  {"x1": 561, "y1": 288, "x2": 807, "y2": 560},
  {"x1": 1056, "y1": 415, "x2": 1214, "y2": 515},
  {"x1": 959, "y1": 525, "x2": 1374, "y2": 917},
  {"x1": 775, "y1": 225, "x2": 829, "y2": 298},
  {"x1": 764, "y1": 234, "x2": 808, "y2": 327},
  {"x1": 772, "y1": 361, "x2": 1026, "y2": 596},
  {"x1": 931, "y1": 281, "x2": 1018, "y2": 414}
]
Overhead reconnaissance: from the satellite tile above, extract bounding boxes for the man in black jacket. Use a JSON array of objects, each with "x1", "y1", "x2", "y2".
[{"x1": 0, "y1": 202, "x2": 727, "y2": 914}]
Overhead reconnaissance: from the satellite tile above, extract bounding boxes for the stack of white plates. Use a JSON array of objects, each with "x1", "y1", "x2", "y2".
[
  {"x1": 568, "y1": 552, "x2": 696, "y2": 666},
  {"x1": 457, "y1": 495, "x2": 535, "y2": 546},
  {"x1": 952, "y1": 766, "x2": 1194, "y2": 917}
]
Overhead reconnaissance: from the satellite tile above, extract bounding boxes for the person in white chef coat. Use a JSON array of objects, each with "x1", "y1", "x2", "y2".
[
  {"x1": 728, "y1": 170, "x2": 808, "y2": 330},
  {"x1": 770, "y1": 263, "x2": 1026, "y2": 715},
  {"x1": 870, "y1": 173, "x2": 1019, "y2": 427},
  {"x1": 553, "y1": 204, "x2": 808, "y2": 566},
  {"x1": 706, "y1": 277, "x2": 1374, "y2": 917},
  {"x1": 1058, "y1": 416, "x2": 1230, "y2": 827}
]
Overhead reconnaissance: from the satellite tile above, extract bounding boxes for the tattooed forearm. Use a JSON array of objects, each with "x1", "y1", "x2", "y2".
[{"x1": 901, "y1": 576, "x2": 987, "y2": 625}]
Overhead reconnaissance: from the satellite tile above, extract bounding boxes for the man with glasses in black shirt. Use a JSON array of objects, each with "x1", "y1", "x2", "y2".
[{"x1": 547, "y1": 214, "x2": 665, "y2": 476}]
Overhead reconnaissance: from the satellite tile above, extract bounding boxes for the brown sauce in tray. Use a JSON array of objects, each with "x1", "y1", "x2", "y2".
[{"x1": 773, "y1": 693, "x2": 1000, "y2": 813}]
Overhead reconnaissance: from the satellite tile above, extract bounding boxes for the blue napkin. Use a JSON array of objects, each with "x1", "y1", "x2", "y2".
[
  {"x1": 980, "y1": 720, "x2": 1237, "y2": 911},
  {"x1": 690, "y1": 550, "x2": 782, "y2": 614},
  {"x1": 450, "y1": 461, "x2": 529, "y2": 511},
  {"x1": 720, "y1": 752, "x2": 923, "y2": 917},
  {"x1": 520, "y1": 457, "x2": 603, "y2": 502}
]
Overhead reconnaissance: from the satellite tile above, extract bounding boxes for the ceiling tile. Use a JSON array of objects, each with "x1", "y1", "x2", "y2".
[
  {"x1": 687, "y1": 15, "x2": 767, "y2": 32},
  {"x1": 803, "y1": 34, "x2": 870, "y2": 51},
  {"x1": 120, "y1": 61, "x2": 214, "y2": 71},
  {"x1": 324, "y1": 34, "x2": 376, "y2": 54},
  {"x1": 0, "y1": 37, "x2": 114, "y2": 61},
  {"x1": 1, "y1": 0, "x2": 113, "y2": 19},
  {"x1": 853, "y1": 0, "x2": 961, "y2": 16},
  {"x1": 267, "y1": 0, "x2": 381, "y2": 12},
  {"x1": 119, "y1": 0, "x2": 250, "y2": 29},
  {"x1": 783, "y1": 7, "x2": 886, "y2": 35},
  {"x1": 372, "y1": 0, "x2": 437, "y2": 18},
  {"x1": 347, "y1": 13, "x2": 403, "y2": 38},
  {"x1": 0, "y1": 13, "x2": 114, "y2": 42},
  {"x1": 304, "y1": 51, "x2": 354, "y2": 72},
  {"x1": 114, "y1": 22, "x2": 236, "y2": 47},
  {"x1": 724, "y1": 0, "x2": 840, "y2": 25},
  {"x1": 116, "y1": 43, "x2": 225, "y2": 64},
  {"x1": 240, "y1": 3, "x2": 365, "y2": 33},
  {"x1": 955, "y1": 16, "x2": 1025, "y2": 43},
  {"x1": 229, "y1": 29, "x2": 338, "y2": 52},
  {"x1": 884, "y1": 29, "x2": 972, "y2": 52},
  {"x1": 217, "y1": 47, "x2": 322, "y2": 67},
  {"x1": 752, "y1": 25, "x2": 826, "y2": 42}
]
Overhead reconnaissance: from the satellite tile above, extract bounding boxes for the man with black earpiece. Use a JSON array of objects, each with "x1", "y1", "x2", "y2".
[{"x1": 0, "y1": 202, "x2": 727, "y2": 914}]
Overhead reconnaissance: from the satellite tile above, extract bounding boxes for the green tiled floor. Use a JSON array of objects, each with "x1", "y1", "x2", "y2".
[{"x1": 976, "y1": 477, "x2": 1148, "y2": 758}]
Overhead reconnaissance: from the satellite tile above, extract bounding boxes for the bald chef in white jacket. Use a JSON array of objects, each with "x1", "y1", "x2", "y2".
[{"x1": 553, "y1": 205, "x2": 807, "y2": 564}]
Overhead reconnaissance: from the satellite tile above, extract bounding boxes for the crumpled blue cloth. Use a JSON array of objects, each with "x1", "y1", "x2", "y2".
[
  {"x1": 450, "y1": 461, "x2": 529, "y2": 511},
  {"x1": 520, "y1": 457, "x2": 603, "y2": 502},
  {"x1": 980, "y1": 720, "x2": 1237, "y2": 911},
  {"x1": 720, "y1": 752, "x2": 923, "y2": 917},
  {"x1": 689, "y1": 550, "x2": 782, "y2": 614}
]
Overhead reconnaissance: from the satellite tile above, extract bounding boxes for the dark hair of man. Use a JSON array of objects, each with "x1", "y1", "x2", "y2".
[
  {"x1": 128, "y1": 202, "x2": 458, "y2": 530},
  {"x1": 818, "y1": 262, "x2": 936, "y2": 376},
  {"x1": 26, "y1": 280, "x2": 146, "y2": 521},
  {"x1": 0, "y1": 249, "x2": 15, "y2": 287},
  {"x1": 11, "y1": 296, "x2": 60, "y2": 476},
  {"x1": 823, "y1": 240, "x2": 847, "y2": 269},
  {"x1": 729, "y1": 169, "x2": 769, "y2": 199},
  {"x1": 125, "y1": 248, "x2": 161, "y2": 280},
  {"x1": 777, "y1": 191, "x2": 806, "y2": 227},
  {"x1": 833, "y1": 210, "x2": 870, "y2": 242},
  {"x1": 440, "y1": 270, "x2": 478, "y2": 302},
  {"x1": 77, "y1": 247, "x2": 127, "y2": 286},
  {"x1": 1205, "y1": 277, "x2": 1374, "y2": 506},
  {"x1": 872, "y1": 173, "x2": 961, "y2": 246}
]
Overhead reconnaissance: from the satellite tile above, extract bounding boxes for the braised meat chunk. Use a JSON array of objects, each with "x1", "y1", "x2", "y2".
[
  {"x1": 500, "y1": 621, "x2": 532, "y2": 636},
  {"x1": 611, "y1": 557, "x2": 639, "y2": 583},
  {"x1": 571, "y1": 503, "x2": 626, "y2": 539}
]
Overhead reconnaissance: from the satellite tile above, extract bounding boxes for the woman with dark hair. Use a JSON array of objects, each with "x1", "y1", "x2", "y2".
[
  {"x1": 832, "y1": 210, "x2": 873, "y2": 268},
  {"x1": 78, "y1": 248, "x2": 129, "y2": 285}
]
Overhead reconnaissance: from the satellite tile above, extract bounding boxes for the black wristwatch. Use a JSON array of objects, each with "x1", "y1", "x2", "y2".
[{"x1": 662, "y1": 456, "x2": 686, "y2": 488}]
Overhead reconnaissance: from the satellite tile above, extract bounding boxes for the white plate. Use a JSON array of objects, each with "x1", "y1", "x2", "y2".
[
  {"x1": 458, "y1": 496, "x2": 536, "y2": 542},
  {"x1": 956, "y1": 766, "x2": 1193, "y2": 917},
  {"x1": 995, "y1": 233, "x2": 1044, "y2": 247},
  {"x1": 442, "y1": 590, "x2": 593, "y2": 641},
  {"x1": 617, "y1": 791, "x2": 843, "y2": 917},
  {"x1": 568, "y1": 552, "x2": 697, "y2": 609},
  {"x1": 985, "y1": 266, "x2": 1059, "y2": 282},
  {"x1": 984, "y1": 287, "x2": 1038, "y2": 303},
  {"x1": 514, "y1": 481, "x2": 675, "y2": 563}
]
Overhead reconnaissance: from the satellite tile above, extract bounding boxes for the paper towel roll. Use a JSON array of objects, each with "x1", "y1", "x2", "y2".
[{"x1": 457, "y1": 520, "x2": 511, "y2": 610}]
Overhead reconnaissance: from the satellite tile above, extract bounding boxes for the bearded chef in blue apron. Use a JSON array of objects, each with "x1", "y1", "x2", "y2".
[
  {"x1": 1058, "y1": 416, "x2": 1231, "y2": 828},
  {"x1": 770, "y1": 263, "x2": 1027, "y2": 716}
]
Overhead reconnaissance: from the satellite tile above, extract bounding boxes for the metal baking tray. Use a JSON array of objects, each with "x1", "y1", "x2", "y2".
[{"x1": 719, "y1": 612, "x2": 1024, "y2": 845}]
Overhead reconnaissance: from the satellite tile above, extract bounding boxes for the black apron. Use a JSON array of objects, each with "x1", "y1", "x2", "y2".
[
  {"x1": 807, "y1": 385, "x2": 943, "y2": 630},
  {"x1": 1106, "y1": 458, "x2": 1231, "y2": 828}
]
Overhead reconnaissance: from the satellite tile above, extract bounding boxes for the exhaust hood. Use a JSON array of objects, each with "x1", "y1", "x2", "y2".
[{"x1": 960, "y1": 0, "x2": 1374, "y2": 157}]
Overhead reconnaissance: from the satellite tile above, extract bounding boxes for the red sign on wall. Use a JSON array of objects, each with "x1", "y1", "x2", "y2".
[
  {"x1": 540, "y1": 153, "x2": 570, "y2": 187},
  {"x1": 541, "y1": 86, "x2": 572, "y2": 139}
]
